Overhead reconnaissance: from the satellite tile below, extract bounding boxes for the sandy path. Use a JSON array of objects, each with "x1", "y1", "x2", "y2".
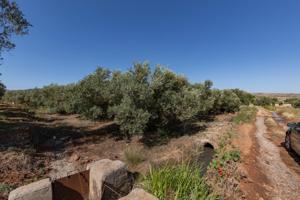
[{"x1": 255, "y1": 113, "x2": 300, "y2": 200}]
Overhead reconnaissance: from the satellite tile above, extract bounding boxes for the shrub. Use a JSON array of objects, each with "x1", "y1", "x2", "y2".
[
  {"x1": 211, "y1": 90, "x2": 241, "y2": 114},
  {"x1": 232, "y1": 106, "x2": 257, "y2": 124},
  {"x1": 143, "y1": 163, "x2": 218, "y2": 200}
]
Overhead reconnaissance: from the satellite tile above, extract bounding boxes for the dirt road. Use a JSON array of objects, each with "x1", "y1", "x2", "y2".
[{"x1": 255, "y1": 113, "x2": 300, "y2": 200}]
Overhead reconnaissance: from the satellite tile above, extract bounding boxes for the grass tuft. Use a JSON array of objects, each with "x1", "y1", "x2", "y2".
[
  {"x1": 0, "y1": 183, "x2": 12, "y2": 195},
  {"x1": 124, "y1": 146, "x2": 146, "y2": 166},
  {"x1": 143, "y1": 163, "x2": 218, "y2": 200}
]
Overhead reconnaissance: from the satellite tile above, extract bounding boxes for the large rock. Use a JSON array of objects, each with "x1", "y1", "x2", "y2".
[
  {"x1": 119, "y1": 188, "x2": 158, "y2": 200},
  {"x1": 8, "y1": 178, "x2": 52, "y2": 200},
  {"x1": 87, "y1": 159, "x2": 133, "y2": 200}
]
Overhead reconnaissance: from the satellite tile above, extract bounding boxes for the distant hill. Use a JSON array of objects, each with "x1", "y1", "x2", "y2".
[{"x1": 254, "y1": 93, "x2": 300, "y2": 101}]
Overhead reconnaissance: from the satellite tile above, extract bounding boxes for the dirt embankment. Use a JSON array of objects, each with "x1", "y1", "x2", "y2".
[{"x1": 233, "y1": 123, "x2": 270, "y2": 200}]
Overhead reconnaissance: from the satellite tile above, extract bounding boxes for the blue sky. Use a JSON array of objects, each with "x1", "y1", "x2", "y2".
[{"x1": 1, "y1": 0, "x2": 300, "y2": 92}]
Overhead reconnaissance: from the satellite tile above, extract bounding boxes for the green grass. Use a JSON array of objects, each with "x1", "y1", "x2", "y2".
[
  {"x1": 143, "y1": 163, "x2": 219, "y2": 200},
  {"x1": 263, "y1": 105, "x2": 275, "y2": 111},
  {"x1": 124, "y1": 147, "x2": 146, "y2": 166},
  {"x1": 232, "y1": 106, "x2": 257, "y2": 124},
  {"x1": 0, "y1": 183, "x2": 12, "y2": 195}
]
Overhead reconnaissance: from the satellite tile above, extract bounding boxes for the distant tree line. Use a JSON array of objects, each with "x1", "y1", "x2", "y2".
[
  {"x1": 254, "y1": 96, "x2": 278, "y2": 107},
  {"x1": 284, "y1": 98, "x2": 300, "y2": 108},
  {"x1": 3, "y1": 63, "x2": 258, "y2": 138}
]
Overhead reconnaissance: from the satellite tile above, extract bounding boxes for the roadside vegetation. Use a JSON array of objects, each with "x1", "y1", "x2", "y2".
[
  {"x1": 2, "y1": 62, "x2": 256, "y2": 140},
  {"x1": 143, "y1": 163, "x2": 218, "y2": 200},
  {"x1": 206, "y1": 130, "x2": 242, "y2": 198},
  {"x1": 276, "y1": 106, "x2": 300, "y2": 120},
  {"x1": 232, "y1": 106, "x2": 257, "y2": 124},
  {"x1": 123, "y1": 146, "x2": 146, "y2": 166},
  {"x1": 254, "y1": 96, "x2": 278, "y2": 107}
]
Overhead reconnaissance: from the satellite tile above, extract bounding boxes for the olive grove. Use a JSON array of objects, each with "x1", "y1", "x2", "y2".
[{"x1": 3, "y1": 62, "x2": 256, "y2": 138}]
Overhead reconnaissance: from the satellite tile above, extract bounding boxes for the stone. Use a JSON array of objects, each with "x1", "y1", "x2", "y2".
[
  {"x1": 69, "y1": 153, "x2": 80, "y2": 162},
  {"x1": 119, "y1": 188, "x2": 158, "y2": 200},
  {"x1": 87, "y1": 159, "x2": 133, "y2": 200},
  {"x1": 8, "y1": 178, "x2": 52, "y2": 200}
]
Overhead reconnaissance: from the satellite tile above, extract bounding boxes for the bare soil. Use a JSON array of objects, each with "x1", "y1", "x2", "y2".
[
  {"x1": 235, "y1": 108, "x2": 300, "y2": 200},
  {"x1": 233, "y1": 123, "x2": 270, "y2": 200}
]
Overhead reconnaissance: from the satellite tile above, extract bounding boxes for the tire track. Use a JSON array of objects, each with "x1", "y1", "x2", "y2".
[{"x1": 255, "y1": 115, "x2": 300, "y2": 200}]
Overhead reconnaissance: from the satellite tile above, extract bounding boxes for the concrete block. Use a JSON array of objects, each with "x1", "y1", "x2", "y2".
[
  {"x1": 87, "y1": 159, "x2": 132, "y2": 200},
  {"x1": 8, "y1": 178, "x2": 52, "y2": 200},
  {"x1": 119, "y1": 188, "x2": 158, "y2": 200}
]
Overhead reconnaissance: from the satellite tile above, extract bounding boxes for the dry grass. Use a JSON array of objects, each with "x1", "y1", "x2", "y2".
[
  {"x1": 123, "y1": 146, "x2": 146, "y2": 166},
  {"x1": 276, "y1": 107, "x2": 300, "y2": 119}
]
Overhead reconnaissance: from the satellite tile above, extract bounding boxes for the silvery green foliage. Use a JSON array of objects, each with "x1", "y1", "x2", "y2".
[
  {"x1": 3, "y1": 62, "x2": 248, "y2": 138},
  {"x1": 109, "y1": 96, "x2": 151, "y2": 138},
  {"x1": 212, "y1": 89, "x2": 241, "y2": 113},
  {"x1": 0, "y1": 0, "x2": 31, "y2": 58}
]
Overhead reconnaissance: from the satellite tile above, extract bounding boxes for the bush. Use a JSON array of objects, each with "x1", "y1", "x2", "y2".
[
  {"x1": 232, "y1": 106, "x2": 257, "y2": 124},
  {"x1": 143, "y1": 163, "x2": 218, "y2": 200},
  {"x1": 211, "y1": 90, "x2": 241, "y2": 114}
]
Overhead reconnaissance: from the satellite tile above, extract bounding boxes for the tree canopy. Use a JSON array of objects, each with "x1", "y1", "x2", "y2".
[
  {"x1": 3, "y1": 62, "x2": 257, "y2": 139},
  {"x1": 0, "y1": 0, "x2": 31, "y2": 58}
]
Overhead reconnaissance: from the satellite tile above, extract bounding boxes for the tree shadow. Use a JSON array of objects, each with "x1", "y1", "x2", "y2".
[
  {"x1": 0, "y1": 104, "x2": 212, "y2": 153},
  {"x1": 0, "y1": 105, "x2": 122, "y2": 154},
  {"x1": 140, "y1": 122, "x2": 208, "y2": 148}
]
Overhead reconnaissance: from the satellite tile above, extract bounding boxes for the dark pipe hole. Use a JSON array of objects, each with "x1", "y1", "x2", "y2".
[{"x1": 204, "y1": 142, "x2": 214, "y2": 149}]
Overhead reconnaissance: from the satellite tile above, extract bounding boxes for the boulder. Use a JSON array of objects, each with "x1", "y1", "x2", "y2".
[
  {"x1": 87, "y1": 159, "x2": 133, "y2": 200},
  {"x1": 119, "y1": 188, "x2": 158, "y2": 200},
  {"x1": 8, "y1": 178, "x2": 52, "y2": 200}
]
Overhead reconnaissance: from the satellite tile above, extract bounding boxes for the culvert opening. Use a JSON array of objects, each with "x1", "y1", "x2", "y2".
[
  {"x1": 52, "y1": 170, "x2": 89, "y2": 200},
  {"x1": 204, "y1": 142, "x2": 214, "y2": 149},
  {"x1": 196, "y1": 142, "x2": 215, "y2": 175}
]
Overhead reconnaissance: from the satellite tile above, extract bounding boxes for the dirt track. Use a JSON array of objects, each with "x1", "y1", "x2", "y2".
[
  {"x1": 235, "y1": 108, "x2": 300, "y2": 200},
  {"x1": 255, "y1": 114, "x2": 300, "y2": 200}
]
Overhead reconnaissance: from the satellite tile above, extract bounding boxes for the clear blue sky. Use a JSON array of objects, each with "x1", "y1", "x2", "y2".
[{"x1": 1, "y1": 0, "x2": 300, "y2": 92}]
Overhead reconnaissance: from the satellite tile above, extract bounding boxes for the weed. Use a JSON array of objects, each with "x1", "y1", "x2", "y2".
[
  {"x1": 124, "y1": 147, "x2": 146, "y2": 166},
  {"x1": 205, "y1": 129, "x2": 242, "y2": 199},
  {"x1": 143, "y1": 163, "x2": 219, "y2": 200},
  {"x1": 0, "y1": 183, "x2": 12, "y2": 195}
]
